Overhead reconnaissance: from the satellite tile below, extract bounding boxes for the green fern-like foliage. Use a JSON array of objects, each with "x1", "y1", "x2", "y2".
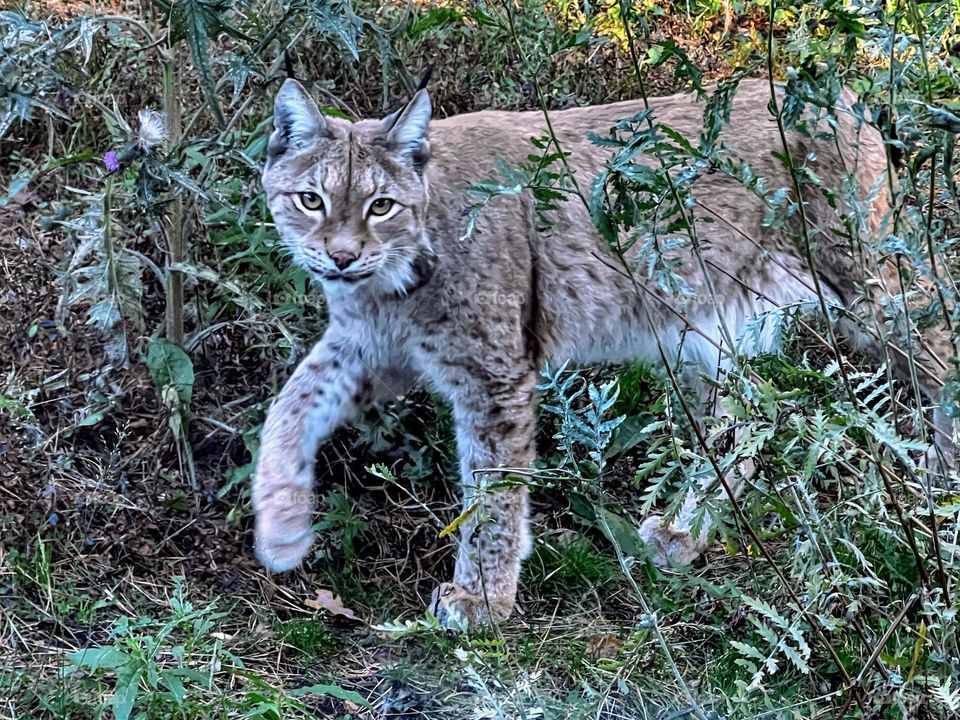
[{"x1": 59, "y1": 190, "x2": 145, "y2": 364}]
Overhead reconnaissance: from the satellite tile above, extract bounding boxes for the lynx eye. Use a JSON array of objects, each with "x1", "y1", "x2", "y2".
[
  {"x1": 296, "y1": 192, "x2": 325, "y2": 212},
  {"x1": 369, "y1": 198, "x2": 394, "y2": 217}
]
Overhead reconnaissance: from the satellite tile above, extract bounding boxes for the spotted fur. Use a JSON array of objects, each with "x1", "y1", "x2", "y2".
[{"x1": 253, "y1": 78, "x2": 952, "y2": 624}]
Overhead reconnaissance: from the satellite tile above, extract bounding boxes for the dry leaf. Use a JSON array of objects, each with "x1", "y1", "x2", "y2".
[
  {"x1": 585, "y1": 633, "x2": 622, "y2": 659},
  {"x1": 251, "y1": 622, "x2": 275, "y2": 639},
  {"x1": 305, "y1": 588, "x2": 359, "y2": 620}
]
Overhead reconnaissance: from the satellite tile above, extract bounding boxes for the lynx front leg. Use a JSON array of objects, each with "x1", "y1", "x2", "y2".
[
  {"x1": 430, "y1": 373, "x2": 537, "y2": 625},
  {"x1": 253, "y1": 335, "x2": 406, "y2": 573}
]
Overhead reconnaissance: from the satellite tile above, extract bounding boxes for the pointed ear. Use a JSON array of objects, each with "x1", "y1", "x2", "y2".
[
  {"x1": 381, "y1": 89, "x2": 431, "y2": 170},
  {"x1": 267, "y1": 79, "x2": 326, "y2": 163}
]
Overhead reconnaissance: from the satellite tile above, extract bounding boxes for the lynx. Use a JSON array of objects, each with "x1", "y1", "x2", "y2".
[{"x1": 253, "y1": 76, "x2": 952, "y2": 624}]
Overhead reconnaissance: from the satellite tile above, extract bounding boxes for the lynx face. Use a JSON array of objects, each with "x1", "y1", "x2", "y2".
[{"x1": 262, "y1": 79, "x2": 434, "y2": 293}]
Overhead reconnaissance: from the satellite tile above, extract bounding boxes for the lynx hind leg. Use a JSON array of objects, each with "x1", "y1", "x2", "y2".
[
  {"x1": 638, "y1": 455, "x2": 754, "y2": 567},
  {"x1": 929, "y1": 406, "x2": 956, "y2": 471},
  {"x1": 633, "y1": 364, "x2": 755, "y2": 566},
  {"x1": 836, "y1": 312, "x2": 955, "y2": 473}
]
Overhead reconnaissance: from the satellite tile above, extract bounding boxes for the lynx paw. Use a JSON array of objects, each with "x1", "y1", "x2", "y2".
[
  {"x1": 253, "y1": 480, "x2": 315, "y2": 573},
  {"x1": 925, "y1": 440, "x2": 955, "y2": 481},
  {"x1": 255, "y1": 531, "x2": 313, "y2": 573},
  {"x1": 428, "y1": 583, "x2": 513, "y2": 627},
  {"x1": 638, "y1": 515, "x2": 707, "y2": 567},
  {"x1": 254, "y1": 507, "x2": 314, "y2": 573}
]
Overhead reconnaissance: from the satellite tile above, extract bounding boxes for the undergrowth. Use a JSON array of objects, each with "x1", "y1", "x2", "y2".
[{"x1": 2, "y1": 0, "x2": 960, "y2": 718}]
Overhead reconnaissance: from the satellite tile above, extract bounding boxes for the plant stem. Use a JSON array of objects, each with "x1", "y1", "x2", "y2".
[
  {"x1": 102, "y1": 176, "x2": 129, "y2": 360},
  {"x1": 163, "y1": 43, "x2": 185, "y2": 348}
]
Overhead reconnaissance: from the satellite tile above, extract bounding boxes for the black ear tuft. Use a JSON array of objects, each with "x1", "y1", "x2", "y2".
[
  {"x1": 415, "y1": 64, "x2": 435, "y2": 93},
  {"x1": 875, "y1": 104, "x2": 904, "y2": 170}
]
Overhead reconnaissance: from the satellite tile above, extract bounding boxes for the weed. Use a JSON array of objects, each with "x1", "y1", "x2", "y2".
[
  {"x1": 276, "y1": 617, "x2": 336, "y2": 658},
  {"x1": 525, "y1": 533, "x2": 622, "y2": 597}
]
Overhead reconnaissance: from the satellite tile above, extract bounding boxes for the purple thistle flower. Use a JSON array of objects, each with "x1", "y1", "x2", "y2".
[{"x1": 103, "y1": 150, "x2": 119, "y2": 173}]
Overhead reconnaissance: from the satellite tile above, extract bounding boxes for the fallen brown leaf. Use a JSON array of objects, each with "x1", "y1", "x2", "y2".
[
  {"x1": 305, "y1": 588, "x2": 359, "y2": 620},
  {"x1": 585, "y1": 633, "x2": 622, "y2": 659}
]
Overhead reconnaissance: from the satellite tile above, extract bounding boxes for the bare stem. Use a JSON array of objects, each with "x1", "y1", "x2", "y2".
[{"x1": 163, "y1": 44, "x2": 185, "y2": 348}]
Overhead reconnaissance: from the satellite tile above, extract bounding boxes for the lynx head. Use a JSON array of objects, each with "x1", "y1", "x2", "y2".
[{"x1": 262, "y1": 79, "x2": 434, "y2": 293}]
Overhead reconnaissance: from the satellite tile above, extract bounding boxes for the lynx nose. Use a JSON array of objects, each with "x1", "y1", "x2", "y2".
[{"x1": 329, "y1": 251, "x2": 358, "y2": 270}]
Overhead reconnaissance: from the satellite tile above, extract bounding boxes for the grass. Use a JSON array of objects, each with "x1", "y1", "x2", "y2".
[{"x1": 2, "y1": 0, "x2": 960, "y2": 718}]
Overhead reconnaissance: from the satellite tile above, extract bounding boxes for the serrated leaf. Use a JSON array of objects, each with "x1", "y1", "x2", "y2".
[
  {"x1": 159, "y1": 0, "x2": 232, "y2": 127},
  {"x1": 184, "y1": 22, "x2": 223, "y2": 127},
  {"x1": 742, "y1": 595, "x2": 790, "y2": 628},
  {"x1": 406, "y1": 6, "x2": 462, "y2": 39},
  {"x1": 729, "y1": 640, "x2": 766, "y2": 661},
  {"x1": 780, "y1": 642, "x2": 810, "y2": 674},
  {"x1": 604, "y1": 415, "x2": 654, "y2": 458},
  {"x1": 293, "y1": 0, "x2": 366, "y2": 61},
  {"x1": 589, "y1": 172, "x2": 617, "y2": 246},
  {"x1": 61, "y1": 17, "x2": 97, "y2": 64},
  {"x1": 222, "y1": 54, "x2": 257, "y2": 109}
]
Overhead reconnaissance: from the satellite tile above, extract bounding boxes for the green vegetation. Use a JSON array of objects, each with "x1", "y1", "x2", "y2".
[{"x1": 2, "y1": 0, "x2": 960, "y2": 717}]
